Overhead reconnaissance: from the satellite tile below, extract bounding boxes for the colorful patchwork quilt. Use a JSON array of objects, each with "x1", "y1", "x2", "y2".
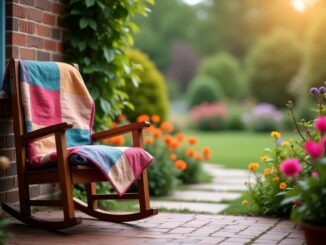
[{"x1": 5, "y1": 60, "x2": 154, "y2": 196}]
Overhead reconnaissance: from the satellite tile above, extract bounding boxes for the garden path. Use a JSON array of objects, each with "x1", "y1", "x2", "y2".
[{"x1": 150, "y1": 164, "x2": 247, "y2": 213}]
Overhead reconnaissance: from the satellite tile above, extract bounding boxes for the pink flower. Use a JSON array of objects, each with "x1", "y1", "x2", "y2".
[
  {"x1": 311, "y1": 171, "x2": 319, "y2": 177},
  {"x1": 304, "y1": 140, "x2": 324, "y2": 159},
  {"x1": 321, "y1": 136, "x2": 326, "y2": 148},
  {"x1": 280, "y1": 158, "x2": 301, "y2": 177},
  {"x1": 315, "y1": 116, "x2": 326, "y2": 132}
]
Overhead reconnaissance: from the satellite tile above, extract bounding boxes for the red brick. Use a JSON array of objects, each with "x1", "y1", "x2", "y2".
[
  {"x1": 6, "y1": 3, "x2": 26, "y2": 18},
  {"x1": 0, "y1": 136, "x2": 5, "y2": 148},
  {"x1": 30, "y1": 185, "x2": 40, "y2": 198},
  {"x1": 26, "y1": 7, "x2": 43, "y2": 22},
  {"x1": 57, "y1": 42, "x2": 64, "y2": 53},
  {"x1": 0, "y1": 148, "x2": 16, "y2": 161},
  {"x1": 20, "y1": 47, "x2": 36, "y2": 59},
  {"x1": 6, "y1": 46, "x2": 19, "y2": 59},
  {"x1": 19, "y1": 20, "x2": 35, "y2": 34},
  {"x1": 0, "y1": 119, "x2": 13, "y2": 133},
  {"x1": 52, "y1": 53, "x2": 63, "y2": 61},
  {"x1": 36, "y1": 24, "x2": 50, "y2": 37},
  {"x1": 7, "y1": 32, "x2": 27, "y2": 46},
  {"x1": 6, "y1": 17, "x2": 19, "y2": 32},
  {"x1": 5, "y1": 189, "x2": 19, "y2": 203},
  {"x1": 27, "y1": 36, "x2": 43, "y2": 48},
  {"x1": 44, "y1": 40, "x2": 56, "y2": 52},
  {"x1": 20, "y1": 0, "x2": 34, "y2": 4},
  {"x1": 6, "y1": 134, "x2": 15, "y2": 148},
  {"x1": 35, "y1": 0, "x2": 51, "y2": 11},
  {"x1": 43, "y1": 13, "x2": 56, "y2": 25},
  {"x1": 6, "y1": 163, "x2": 17, "y2": 177},
  {"x1": 37, "y1": 50, "x2": 51, "y2": 61},
  {"x1": 0, "y1": 192, "x2": 5, "y2": 203},
  {"x1": 0, "y1": 176, "x2": 15, "y2": 192},
  {"x1": 52, "y1": 3, "x2": 64, "y2": 14}
]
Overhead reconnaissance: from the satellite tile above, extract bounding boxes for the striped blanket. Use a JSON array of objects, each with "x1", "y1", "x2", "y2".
[{"x1": 11, "y1": 60, "x2": 153, "y2": 195}]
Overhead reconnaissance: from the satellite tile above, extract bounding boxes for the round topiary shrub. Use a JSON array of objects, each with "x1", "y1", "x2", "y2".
[
  {"x1": 245, "y1": 30, "x2": 302, "y2": 107},
  {"x1": 187, "y1": 75, "x2": 224, "y2": 108},
  {"x1": 123, "y1": 49, "x2": 169, "y2": 122},
  {"x1": 197, "y1": 52, "x2": 241, "y2": 99}
]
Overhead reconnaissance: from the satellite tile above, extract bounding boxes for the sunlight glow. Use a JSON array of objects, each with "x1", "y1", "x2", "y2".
[{"x1": 293, "y1": 0, "x2": 306, "y2": 12}]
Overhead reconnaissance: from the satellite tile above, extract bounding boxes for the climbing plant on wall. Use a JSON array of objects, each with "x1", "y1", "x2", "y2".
[{"x1": 64, "y1": 0, "x2": 153, "y2": 130}]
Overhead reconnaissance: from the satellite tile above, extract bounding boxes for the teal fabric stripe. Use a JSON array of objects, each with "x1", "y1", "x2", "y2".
[
  {"x1": 25, "y1": 121, "x2": 32, "y2": 132},
  {"x1": 66, "y1": 128, "x2": 91, "y2": 147},
  {"x1": 22, "y1": 61, "x2": 60, "y2": 91}
]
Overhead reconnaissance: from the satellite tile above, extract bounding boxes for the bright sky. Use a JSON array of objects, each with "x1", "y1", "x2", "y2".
[{"x1": 182, "y1": 0, "x2": 318, "y2": 12}]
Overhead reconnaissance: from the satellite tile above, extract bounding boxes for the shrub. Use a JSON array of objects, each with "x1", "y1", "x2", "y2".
[
  {"x1": 225, "y1": 105, "x2": 245, "y2": 130},
  {"x1": 306, "y1": 15, "x2": 326, "y2": 88},
  {"x1": 246, "y1": 30, "x2": 302, "y2": 107},
  {"x1": 187, "y1": 75, "x2": 224, "y2": 108},
  {"x1": 103, "y1": 115, "x2": 211, "y2": 195},
  {"x1": 64, "y1": 0, "x2": 153, "y2": 130},
  {"x1": 242, "y1": 103, "x2": 283, "y2": 132},
  {"x1": 122, "y1": 49, "x2": 169, "y2": 123},
  {"x1": 197, "y1": 52, "x2": 241, "y2": 99},
  {"x1": 190, "y1": 102, "x2": 228, "y2": 131}
]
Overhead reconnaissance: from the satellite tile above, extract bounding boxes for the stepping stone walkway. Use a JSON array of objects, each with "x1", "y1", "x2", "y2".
[{"x1": 150, "y1": 163, "x2": 248, "y2": 213}]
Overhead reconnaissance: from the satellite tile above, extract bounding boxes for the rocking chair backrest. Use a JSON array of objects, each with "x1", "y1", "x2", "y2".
[{"x1": 6, "y1": 59, "x2": 95, "y2": 168}]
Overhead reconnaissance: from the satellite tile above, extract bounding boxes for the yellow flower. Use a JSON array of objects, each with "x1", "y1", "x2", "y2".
[
  {"x1": 264, "y1": 168, "x2": 271, "y2": 176},
  {"x1": 248, "y1": 162, "x2": 259, "y2": 171},
  {"x1": 272, "y1": 176, "x2": 280, "y2": 182},
  {"x1": 279, "y1": 182, "x2": 287, "y2": 190},
  {"x1": 261, "y1": 155, "x2": 269, "y2": 162},
  {"x1": 242, "y1": 200, "x2": 248, "y2": 206},
  {"x1": 281, "y1": 141, "x2": 290, "y2": 147},
  {"x1": 271, "y1": 131, "x2": 281, "y2": 139}
]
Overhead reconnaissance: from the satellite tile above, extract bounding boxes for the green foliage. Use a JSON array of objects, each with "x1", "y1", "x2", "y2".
[
  {"x1": 246, "y1": 30, "x2": 302, "y2": 107},
  {"x1": 63, "y1": 0, "x2": 153, "y2": 130},
  {"x1": 176, "y1": 150, "x2": 203, "y2": 184},
  {"x1": 122, "y1": 49, "x2": 169, "y2": 123},
  {"x1": 187, "y1": 75, "x2": 224, "y2": 108},
  {"x1": 306, "y1": 15, "x2": 326, "y2": 88},
  {"x1": 226, "y1": 105, "x2": 245, "y2": 130},
  {"x1": 197, "y1": 52, "x2": 241, "y2": 99}
]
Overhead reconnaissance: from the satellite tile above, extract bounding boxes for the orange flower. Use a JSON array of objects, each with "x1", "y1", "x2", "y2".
[
  {"x1": 169, "y1": 140, "x2": 180, "y2": 149},
  {"x1": 170, "y1": 153, "x2": 177, "y2": 161},
  {"x1": 145, "y1": 136, "x2": 154, "y2": 144},
  {"x1": 137, "y1": 114, "x2": 150, "y2": 122},
  {"x1": 164, "y1": 135, "x2": 174, "y2": 145},
  {"x1": 176, "y1": 133, "x2": 185, "y2": 142},
  {"x1": 279, "y1": 182, "x2": 287, "y2": 190},
  {"x1": 202, "y1": 147, "x2": 211, "y2": 160},
  {"x1": 195, "y1": 154, "x2": 202, "y2": 161},
  {"x1": 175, "y1": 160, "x2": 187, "y2": 171},
  {"x1": 118, "y1": 114, "x2": 126, "y2": 122},
  {"x1": 153, "y1": 129, "x2": 162, "y2": 139},
  {"x1": 105, "y1": 136, "x2": 124, "y2": 146},
  {"x1": 111, "y1": 122, "x2": 117, "y2": 128},
  {"x1": 185, "y1": 149, "x2": 195, "y2": 157},
  {"x1": 151, "y1": 115, "x2": 160, "y2": 123},
  {"x1": 160, "y1": 121, "x2": 174, "y2": 133},
  {"x1": 188, "y1": 136, "x2": 198, "y2": 145},
  {"x1": 145, "y1": 125, "x2": 155, "y2": 133}
]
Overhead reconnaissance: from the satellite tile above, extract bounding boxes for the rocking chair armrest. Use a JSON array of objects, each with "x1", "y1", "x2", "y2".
[
  {"x1": 21, "y1": 122, "x2": 73, "y2": 143},
  {"x1": 92, "y1": 121, "x2": 150, "y2": 142}
]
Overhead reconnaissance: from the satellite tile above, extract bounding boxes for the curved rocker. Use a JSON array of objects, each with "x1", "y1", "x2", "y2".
[
  {"x1": 1, "y1": 203, "x2": 82, "y2": 230},
  {"x1": 74, "y1": 198, "x2": 158, "y2": 222}
]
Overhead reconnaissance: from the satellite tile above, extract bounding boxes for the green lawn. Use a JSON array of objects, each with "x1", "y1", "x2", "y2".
[{"x1": 184, "y1": 130, "x2": 299, "y2": 169}]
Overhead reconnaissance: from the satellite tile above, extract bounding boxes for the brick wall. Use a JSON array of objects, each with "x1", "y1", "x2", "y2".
[{"x1": 0, "y1": 0, "x2": 66, "y2": 204}]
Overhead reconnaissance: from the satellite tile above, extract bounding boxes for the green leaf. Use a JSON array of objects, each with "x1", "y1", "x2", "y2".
[
  {"x1": 79, "y1": 18, "x2": 88, "y2": 29},
  {"x1": 100, "y1": 98, "x2": 111, "y2": 114},
  {"x1": 104, "y1": 49, "x2": 115, "y2": 63},
  {"x1": 281, "y1": 195, "x2": 301, "y2": 205},
  {"x1": 88, "y1": 19, "x2": 97, "y2": 30},
  {"x1": 86, "y1": 0, "x2": 95, "y2": 7}
]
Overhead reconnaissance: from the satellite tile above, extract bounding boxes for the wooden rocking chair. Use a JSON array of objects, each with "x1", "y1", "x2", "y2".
[{"x1": 1, "y1": 59, "x2": 158, "y2": 230}]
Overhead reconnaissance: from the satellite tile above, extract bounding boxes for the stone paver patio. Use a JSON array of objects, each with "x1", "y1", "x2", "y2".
[{"x1": 5, "y1": 210, "x2": 305, "y2": 245}]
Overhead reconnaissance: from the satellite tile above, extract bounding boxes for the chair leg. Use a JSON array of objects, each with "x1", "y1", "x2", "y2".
[
  {"x1": 138, "y1": 170, "x2": 151, "y2": 211},
  {"x1": 86, "y1": 183, "x2": 98, "y2": 209},
  {"x1": 55, "y1": 132, "x2": 76, "y2": 220}
]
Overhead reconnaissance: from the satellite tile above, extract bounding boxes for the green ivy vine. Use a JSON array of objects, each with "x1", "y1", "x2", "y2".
[{"x1": 63, "y1": 0, "x2": 153, "y2": 130}]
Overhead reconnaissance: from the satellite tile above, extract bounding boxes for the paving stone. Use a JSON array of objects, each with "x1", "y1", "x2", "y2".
[
  {"x1": 189, "y1": 183, "x2": 247, "y2": 192},
  {"x1": 150, "y1": 201, "x2": 228, "y2": 214},
  {"x1": 169, "y1": 191, "x2": 242, "y2": 202}
]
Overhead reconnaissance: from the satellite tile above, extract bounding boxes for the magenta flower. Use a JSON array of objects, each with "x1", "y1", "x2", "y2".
[
  {"x1": 315, "y1": 116, "x2": 326, "y2": 132},
  {"x1": 280, "y1": 158, "x2": 301, "y2": 177},
  {"x1": 304, "y1": 140, "x2": 324, "y2": 159},
  {"x1": 321, "y1": 136, "x2": 326, "y2": 148},
  {"x1": 311, "y1": 171, "x2": 319, "y2": 177}
]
